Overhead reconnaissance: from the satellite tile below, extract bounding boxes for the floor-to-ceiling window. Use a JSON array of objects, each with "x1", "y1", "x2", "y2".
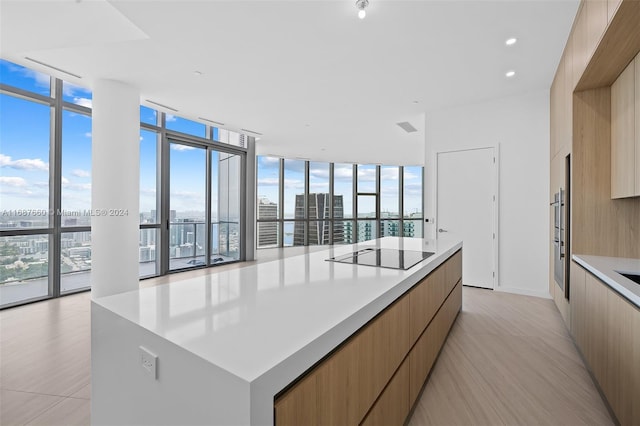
[
  {"x1": 256, "y1": 158, "x2": 423, "y2": 249},
  {"x1": 0, "y1": 59, "x2": 249, "y2": 308}
]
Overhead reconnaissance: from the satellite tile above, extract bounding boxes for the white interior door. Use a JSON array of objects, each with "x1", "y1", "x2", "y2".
[{"x1": 437, "y1": 148, "x2": 496, "y2": 289}]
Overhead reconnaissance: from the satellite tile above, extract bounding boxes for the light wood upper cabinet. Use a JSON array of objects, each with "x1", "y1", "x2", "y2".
[
  {"x1": 607, "y1": 0, "x2": 622, "y2": 22},
  {"x1": 586, "y1": 1, "x2": 608, "y2": 61},
  {"x1": 611, "y1": 56, "x2": 637, "y2": 198},
  {"x1": 572, "y1": 4, "x2": 589, "y2": 82},
  {"x1": 636, "y1": 53, "x2": 640, "y2": 193}
]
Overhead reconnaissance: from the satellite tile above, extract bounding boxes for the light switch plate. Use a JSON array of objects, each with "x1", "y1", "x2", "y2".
[{"x1": 139, "y1": 346, "x2": 158, "y2": 379}]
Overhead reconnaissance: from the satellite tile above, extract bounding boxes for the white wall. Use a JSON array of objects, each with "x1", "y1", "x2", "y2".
[{"x1": 424, "y1": 90, "x2": 550, "y2": 298}]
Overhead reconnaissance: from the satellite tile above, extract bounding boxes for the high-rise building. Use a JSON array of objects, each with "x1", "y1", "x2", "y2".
[
  {"x1": 257, "y1": 197, "x2": 278, "y2": 247},
  {"x1": 357, "y1": 221, "x2": 374, "y2": 242},
  {"x1": 293, "y1": 193, "x2": 343, "y2": 245}
]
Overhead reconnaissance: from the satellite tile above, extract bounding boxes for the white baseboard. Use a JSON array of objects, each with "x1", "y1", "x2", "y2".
[{"x1": 493, "y1": 286, "x2": 552, "y2": 299}]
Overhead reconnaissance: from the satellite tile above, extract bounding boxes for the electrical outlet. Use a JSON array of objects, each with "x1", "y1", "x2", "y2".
[{"x1": 139, "y1": 346, "x2": 158, "y2": 379}]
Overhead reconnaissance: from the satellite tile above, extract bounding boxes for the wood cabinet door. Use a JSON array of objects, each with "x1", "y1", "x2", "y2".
[
  {"x1": 445, "y1": 250, "x2": 462, "y2": 293},
  {"x1": 360, "y1": 358, "x2": 410, "y2": 426},
  {"x1": 569, "y1": 262, "x2": 586, "y2": 348},
  {"x1": 274, "y1": 372, "x2": 318, "y2": 426},
  {"x1": 583, "y1": 273, "x2": 609, "y2": 386},
  {"x1": 611, "y1": 58, "x2": 635, "y2": 198},
  {"x1": 357, "y1": 295, "x2": 410, "y2": 418},
  {"x1": 635, "y1": 53, "x2": 640, "y2": 194},
  {"x1": 408, "y1": 265, "x2": 444, "y2": 345}
]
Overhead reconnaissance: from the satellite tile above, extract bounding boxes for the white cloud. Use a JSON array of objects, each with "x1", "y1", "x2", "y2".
[
  {"x1": 260, "y1": 156, "x2": 280, "y2": 166},
  {"x1": 283, "y1": 178, "x2": 304, "y2": 190},
  {"x1": 71, "y1": 169, "x2": 90, "y2": 178},
  {"x1": 309, "y1": 182, "x2": 328, "y2": 191},
  {"x1": 257, "y1": 178, "x2": 279, "y2": 186},
  {"x1": 403, "y1": 171, "x2": 419, "y2": 181},
  {"x1": 171, "y1": 144, "x2": 195, "y2": 151},
  {"x1": 6, "y1": 63, "x2": 50, "y2": 89},
  {"x1": 0, "y1": 154, "x2": 49, "y2": 171},
  {"x1": 166, "y1": 114, "x2": 177, "y2": 122},
  {"x1": 63, "y1": 82, "x2": 91, "y2": 98},
  {"x1": 357, "y1": 168, "x2": 376, "y2": 182},
  {"x1": 334, "y1": 166, "x2": 353, "y2": 181},
  {"x1": 404, "y1": 183, "x2": 422, "y2": 195},
  {"x1": 309, "y1": 168, "x2": 329, "y2": 179},
  {"x1": 169, "y1": 190, "x2": 202, "y2": 200},
  {"x1": 62, "y1": 176, "x2": 90, "y2": 191},
  {"x1": 381, "y1": 168, "x2": 399, "y2": 180},
  {"x1": 26, "y1": 69, "x2": 51, "y2": 88},
  {"x1": 84, "y1": 132, "x2": 92, "y2": 138},
  {"x1": 0, "y1": 176, "x2": 27, "y2": 187},
  {"x1": 73, "y1": 97, "x2": 92, "y2": 108},
  {"x1": 64, "y1": 182, "x2": 91, "y2": 191}
]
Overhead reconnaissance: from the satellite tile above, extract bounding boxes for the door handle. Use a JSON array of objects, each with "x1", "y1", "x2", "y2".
[{"x1": 438, "y1": 228, "x2": 448, "y2": 233}]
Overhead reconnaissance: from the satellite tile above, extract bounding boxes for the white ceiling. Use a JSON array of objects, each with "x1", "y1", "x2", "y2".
[{"x1": 0, "y1": 0, "x2": 578, "y2": 165}]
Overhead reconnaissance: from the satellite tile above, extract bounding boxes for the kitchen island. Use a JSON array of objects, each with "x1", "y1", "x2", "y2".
[{"x1": 91, "y1": 237, "x2": 462, "y2": 425}]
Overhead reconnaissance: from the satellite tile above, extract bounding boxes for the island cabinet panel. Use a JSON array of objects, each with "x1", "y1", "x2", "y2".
[
  {"x1": 274, "y1": 292, "x2": 410, "y2": 426},
  {"x1": 445, "y1": 250, "x2": 462, "y2": 294},
  {"x1": 408, "y1": 264, "x2": 445, "y2": 345},
  {"x1": 409, "y1": 280, "x2": 462, "y2": 406},
  {"x1": 274, "y1": 373, "x2": 318, "y2": 426},
  {"x1": 274, "y1": 250, "x2": 462, "y2": 426},
  {"x1": 356, "y1": 294, "x2": 411, "y2": 418},
  {"x1": 360, "y1": 357, "x2": 410, "y2": 426}
]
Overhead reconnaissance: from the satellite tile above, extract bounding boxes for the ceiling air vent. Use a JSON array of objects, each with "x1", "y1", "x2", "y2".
[{"x1": 396, "y1": 122, "x2": 417, "y2": 133}]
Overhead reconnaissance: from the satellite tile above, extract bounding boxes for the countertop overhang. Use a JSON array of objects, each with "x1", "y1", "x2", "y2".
[{"x1": 572, "y1": 254, "x2": 640, "y2": 308}]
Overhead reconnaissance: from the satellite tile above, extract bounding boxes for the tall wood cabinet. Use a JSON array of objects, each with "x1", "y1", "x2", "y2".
[{"x1": 274, "y1": 250, "x2": 462, "y2": 426}]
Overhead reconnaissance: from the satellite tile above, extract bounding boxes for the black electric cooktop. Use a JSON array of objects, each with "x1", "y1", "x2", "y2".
[{"x1": 327, "y1": 248, "x2": 434, "y2": 270}]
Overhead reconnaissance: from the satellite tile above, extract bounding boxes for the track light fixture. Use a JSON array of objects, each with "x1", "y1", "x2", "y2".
[{"x1": 356, "y1": 0, "x2": 369, "y2": 19}]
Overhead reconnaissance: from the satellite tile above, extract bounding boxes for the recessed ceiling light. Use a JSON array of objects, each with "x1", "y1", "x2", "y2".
[
  {"x1": 505, "y1": 70, "x2": 516, "y2": 78},
  {"x1": 194, "y1": 71, "x2": 203, "y2": 76},
  {"x1": 505, "y1": 38, "x2": 517, "y2": 46},
  {"x1": 412, "y1": 100, "x2": 419, "y2": 104}
]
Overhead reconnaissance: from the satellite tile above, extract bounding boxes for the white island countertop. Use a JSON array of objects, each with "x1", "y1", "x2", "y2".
[
  {"x1": 573, "y1": 254, "x2": 640, "y2": 308},
  {"x1": 92, "y1": 237, "x2": 461, "y2": 425}
]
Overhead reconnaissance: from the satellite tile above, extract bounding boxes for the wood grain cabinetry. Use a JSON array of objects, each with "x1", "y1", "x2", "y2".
[
  {"x1": 611, "y1": 55, "x2": 637, "y2": 198},
  {"x1": 275, "y1": 250, "x2": 462, "y2": 426},
  {"x1": 569, "y1": 261, "x2": 640, "y2": 426},
  {"x1": 360, "y1": 357, "x2": 410, "y2": 426},
  {"x1": 636, "y1": 52, "x2": 640, "y2": 193},
  {"x1": 569, "y1": 261, "x2": 586, "y2": 348},
  {"x1": 607, "y1": 0, "x2": 622, "y2": 21}
]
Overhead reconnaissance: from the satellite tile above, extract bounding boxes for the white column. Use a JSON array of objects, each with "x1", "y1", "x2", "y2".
[{"x1": 91, "y1": 80, "x2": 139, "y2": 299}]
